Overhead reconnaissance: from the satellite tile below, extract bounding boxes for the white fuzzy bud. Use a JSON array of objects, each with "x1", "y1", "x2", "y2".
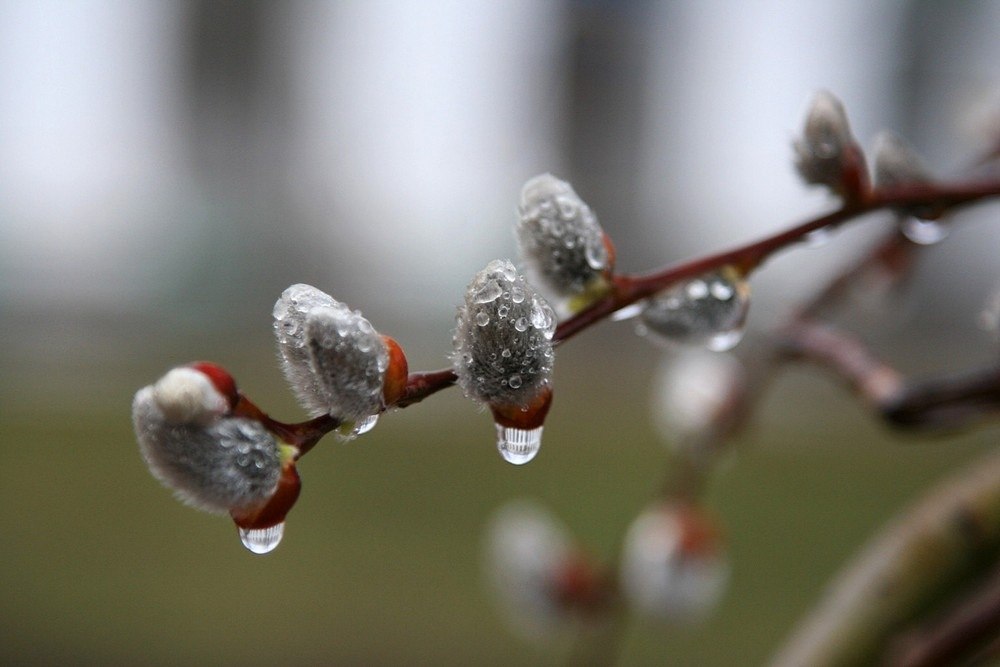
[
  {"x1": 150, "y1": 367, "x2": 229, "y2": 425},
  {"x1": 452, "y1": 259, "x2": 556, "y2": 407},
  {"x1": 273, "y1": 284, "x2": 388, "y2": 420},
  {"x1": 516, "y1": 174, "x2": 610, "y2": 310},
  {"x1": 873, "y1": 131, "x2": 931, "y2": 188},
  {"x1": 794, "y1": 91, "x2": 856, "y2": 189},
  {"x1": 620, "y1": 504, "x2": 729, "y2": 622},
  {"x1": 484, "y1": 500, "x2": 574, "y2": 637},
  {"x1": 133, "y1": 380, "x2": 282, "y2": 515},
  {"x1": 652, "y1": 349, "x2": 747, "y2": 453}
]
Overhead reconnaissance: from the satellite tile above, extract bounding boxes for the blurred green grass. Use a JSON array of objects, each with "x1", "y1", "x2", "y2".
[{"x1": 1, "y1": 333, "x2": 996, "y2": 666}]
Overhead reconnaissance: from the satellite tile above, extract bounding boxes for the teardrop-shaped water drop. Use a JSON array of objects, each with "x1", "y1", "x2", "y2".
[
  {"x1": 900, "y1": 216, "x2": 949, "y2": 245},
  {"x1": 639, "y1": 267, "x2": 749, "y2": 351},
  {"x1": 495, "y1": 424, "x2": 543, "y2": 465},
  {"x1": 352, "y1": 413, "x2": 380, "y2": 436},
  {"x1": 239, "y1": 522, "x2": 284, "y2": 554}
]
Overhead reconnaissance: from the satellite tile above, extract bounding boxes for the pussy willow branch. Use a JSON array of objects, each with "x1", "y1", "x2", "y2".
[{"x1": 241, "y1": 176, "x2": 1000, "y2": 446}]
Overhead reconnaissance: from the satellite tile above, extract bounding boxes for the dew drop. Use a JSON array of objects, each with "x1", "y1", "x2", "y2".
[
  {"x1": 639, "y1": 268, "x2": 749, "y2": 351},
  {"x1": 498, "y1": 305, "x2": 510, "y2": 319},
  {"x1": 475, "y1": 311, "x2": 490, "y2": 327},
  {"x1": 530, "y1": 299, "x2": 556, "y2": 337},
  {"x1": 475, "y1": 280, "x2": 503, "y2": 304},
  {"x1": 495, "y1": 424, "x2": 543, "y2": 465},
  {"x1": 511, "y1": 286, "x2": 525, "y2": 303},
  {"x1": 585, "y1": 239, "x2": 608, "y2": 270},
  {"x1": 352, "y1": 413, "x2": 380, "y2": 436},
  {"x1": 239, "y1": 523, "x2": 284, "y2": 554},
  {"x1": 900, "y1": 217, "x2": 949, "y2": 245},
  {"x1": 514, "y1": 317, "x2": 529, "y2": 332},
  {"x1": 508, "y1": 374, "x2": 522, "y2": 389}
]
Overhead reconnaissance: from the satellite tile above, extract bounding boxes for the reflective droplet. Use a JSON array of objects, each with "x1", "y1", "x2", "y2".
[
  {"x1": 508, "y1": 374, "x2": 522, "y2": 389},
  {"x1": 585, "y1": 239, "x2": 608, "y2": 270},
  {"x1": 239, "y1": 523, "x2": 284, "y2": 554},
  {"x1": 475, "y1": 311, "x2": 490, "y2": 327},
  {"x1": 495, "y1": 424, "x2": 543, "y2": 465},
  {"x1": 514, "y1": 317, "x2": 529, "y2": 332},
  {"x1": 475, "y1": 280, "x2": 503, "y2": 304},
  {"x1": 511, "y1": 286, "x2": 525, "y2": 303},
  {"x1": 611, "y1": 302, "x2": 645, "y2": 321},
  {"x1": 900, "y1": 216, "x2": 949, "y2": 245},
  {"x1": 352, "y1": 413, "x2": 379, "y2": 436},
  {"x1": 639, "y1": 267, "x2": 750, "y2": 352},
  {"x1": 530, "y1": 298, "x2": 556, "y2": 338}
]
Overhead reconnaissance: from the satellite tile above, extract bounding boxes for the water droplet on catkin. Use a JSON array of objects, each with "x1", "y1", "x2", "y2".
[
  {"x1": 639, "y1": 267, "x2": 749, "y2": 352},
  {"x1": 496, "y1": 424, "x2": 543, "y2": 465},
  {"x1": 474, "y1": 279, "x2": 504, "y2": 304},
  {"x1": 239, "y1": 523, "x2": 284, "y2": 554}
]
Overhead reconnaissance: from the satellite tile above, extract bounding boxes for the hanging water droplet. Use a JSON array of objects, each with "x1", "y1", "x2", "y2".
[
  {"x1": 639, "y1": 267, "x2": 750, "y2": 352},
  {"x1": 239, "y1": 522, "x2": 284, "y2": 554},
  {"x1": 351, "y1": 413, "x2": 379, "y2": 436},
  {"x1": 475, "y1": 311, "x2": 490, "y2": 327},
  {"x1": 474, "y1": 280, "x2": 503, "y2": 304},
  {"x1": 495, "y1": 424, "x2": 543, "y2": 465},
  {"x1": 900, "y1": 216, "x2": 949, "y2": 245}
]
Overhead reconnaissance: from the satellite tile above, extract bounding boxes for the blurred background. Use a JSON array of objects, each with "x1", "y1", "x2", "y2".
[{"x1": 2, "y1": 1, "x2": 999, "y2": 664}]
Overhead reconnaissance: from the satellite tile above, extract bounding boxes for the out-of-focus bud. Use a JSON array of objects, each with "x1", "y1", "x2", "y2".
[
  {"x1": 637, "y1": 266, "x2": 750, "y2": 352},
  {"x1": 516, "y1": 174, "x2": 615, "y2": 316},
  {"x1": 873, "y1": 131, "x2": 931, "y2": 188},
  {"x1": 652, "y1": 349, "x2": 747, "y2": 462},
  {"x1": 873, "y1": 131, "x2": 949, "y2": 245},
  {"x1": 273, "y1": 284, "x2": 408, "y2": 438},
  {"x1": 794, "y1": 91, "x2": 868, "y2": 198},
  {"x1": 620, "y1": 503, "x2": 729, "y2": 622},
  {"x1": 453, "y1": 260, "x2": 556, "y2": 464},
  {"x1": 484, "y1": 500, "x2": 606, "y2": 639},
  {"x1": 133, "y1": 363, "x2": 301, "y2": 554}
]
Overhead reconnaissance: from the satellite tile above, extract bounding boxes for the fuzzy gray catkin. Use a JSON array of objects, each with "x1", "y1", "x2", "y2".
[
  {"x1": 452, "y1": 259, "x2": 556, "y2": 407},
  {"x1": 273, "y1": 283, "x2": 388, "y2": 420},
  {"x1": 133, "y1": 368, "x2": 282, "y2": 514},
  {"x1": 516, "y1": 174, "x2": 609, "y2": 304}
]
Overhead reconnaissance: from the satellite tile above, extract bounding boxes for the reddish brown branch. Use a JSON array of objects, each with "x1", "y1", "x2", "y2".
[
  {"x1": 555, "y1": 179, "x2": 1000, "y2": 343},
  {"x1": 779, "y1": 319, "x2": 904, "y2": 408}
]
